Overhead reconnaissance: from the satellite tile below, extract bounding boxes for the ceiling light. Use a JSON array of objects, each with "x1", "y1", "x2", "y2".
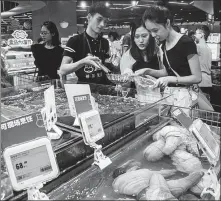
[
  {"x1": 181, "y1": 1, "x2": 184, "y2": 2},
  {"x1": 189, "y1": 13, "x2": 191, "y2": 14},
  {"x1": 169, "y1": 2, "x2": 188, "y2": 5},
  {"x1": 180, "y1": 9, "x2": 183, "y2": 10},
  {"x1": 105, "y1": 2, "x2": 110, "y2": 7},
  {"x1": 132, "y1": 1, "x2": 137, "y2": 6},
  {"x1": 80, "y1": 1, "x2": 87, "y2": 9},
  {"x1": 60, "y1": 21, "x2": 69, "y2": 29}
]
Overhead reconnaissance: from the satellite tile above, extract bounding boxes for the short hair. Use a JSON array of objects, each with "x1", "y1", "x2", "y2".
[
  {"x1": 108, "y1": 31, "x2": 119, "y2": 41},
  {"x1": 188, "y1": 30, "x2": 195, "y2": 37},
  {"x1": 173, "y1": 25, "x2": 180, "y2": 33},
  {"x1": 142, "y1": 5, "x2": 173, "y2": 26},
  {"x1": 88, "y1": 2, "x2": 110, "y2": 18},
  {"x1": 197, "y1": 25, "x2": 210, "y2": 41}
]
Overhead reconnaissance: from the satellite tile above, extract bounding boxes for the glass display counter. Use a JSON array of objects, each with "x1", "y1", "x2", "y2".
[{"x1": 1, "y1": 80, "x2": 172, "y2": 200}]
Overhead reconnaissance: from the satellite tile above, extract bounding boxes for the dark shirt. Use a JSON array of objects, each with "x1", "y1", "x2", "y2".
[
  {"x1": 63, "y1": 32, "x2": 110, "y2": 85},
  {"x1": 162, "y1": 35, "x2": 197, "y2": 77},
  {"x1": 31, "y1": 44, "x2": 63, "y2": 79},
  {"x1": 132, "y1": 54, "x2": 160, "y2": 72}
]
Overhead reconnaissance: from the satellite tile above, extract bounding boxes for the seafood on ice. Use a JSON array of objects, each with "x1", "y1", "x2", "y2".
[
  {"x1": 143, "y1": 125, "x2": 203, "y2": 173},
  {"x1": 112, "y1": 160, "x2": 204, "y2": 200}
]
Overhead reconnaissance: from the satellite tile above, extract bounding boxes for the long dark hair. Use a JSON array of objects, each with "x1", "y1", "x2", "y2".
[
  {"x1": 130, "y1": 18, "x2": 157, "y2": 62},
  {"x1": 42, "y1": 21, "x2": 60, "y2": 46}
]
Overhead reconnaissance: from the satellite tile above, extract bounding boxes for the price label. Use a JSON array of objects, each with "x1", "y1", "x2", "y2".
[
  {"x1": 11, "y1": 145, "x2": 52, "y2": 182},
  {"x1": 64, "y1": 84, "x2": 95, "y2": 117},
  {"x1": 79, "y1": 110, "x2": 105, "y2": 144},
  {"x1": 73, "y1": 94, "x2": 93, "y2": 115},
  {"x1": 3, "y1": 137, "x2": 59, "y2": 191}
]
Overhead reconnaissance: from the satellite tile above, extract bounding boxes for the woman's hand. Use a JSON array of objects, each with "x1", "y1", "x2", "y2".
[
  {"x1": 122, "y1": 68, "x2": 134, "y2": 76},
  {"x1": 134, "y1": 68, "x2": 149, "y2": 76},
  {"x1": 153, "y1": 76, "x2": 173, "y2": 89}
]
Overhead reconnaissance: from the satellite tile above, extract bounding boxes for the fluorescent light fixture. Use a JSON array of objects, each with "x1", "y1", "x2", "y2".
[
  {"x1": 113, "y1": 4, "x2": 131, "y2": 6},
  {"x1": 169, "y1": 1, "x2": 188, "y2": 5},
  {"x1": 110, "y1": 7, "x2": 122, "y2": 10},
  {"x1": 76, "y1": 9, "x2": 87, "y2": 12}
]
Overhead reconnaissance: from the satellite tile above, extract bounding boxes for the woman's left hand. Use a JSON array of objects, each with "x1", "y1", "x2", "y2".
[{"x1": 153, "y1": 76, "x2": 172, "y2": 89}]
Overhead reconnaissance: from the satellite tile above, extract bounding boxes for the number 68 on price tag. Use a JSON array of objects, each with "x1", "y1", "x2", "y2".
[{"x1": 3, "y1": 137, "x2": 59, "y2": 191}]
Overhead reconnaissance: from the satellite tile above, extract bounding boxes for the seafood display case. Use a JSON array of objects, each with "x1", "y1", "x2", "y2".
[
  {"x1": 1, "y1": 80, "x2": 220, "y2": 201},
  {"x1": 1, "y1": 80, "x2": 171, "y2": 200}
]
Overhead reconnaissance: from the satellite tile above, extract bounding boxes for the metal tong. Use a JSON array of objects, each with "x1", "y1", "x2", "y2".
[{"x1": 87, "y1": 53, "x2": 111, "y2": 74}]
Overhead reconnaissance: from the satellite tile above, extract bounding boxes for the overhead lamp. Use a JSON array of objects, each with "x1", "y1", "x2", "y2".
[
  {"x1": 80, "y1": 1, "x2": 87, "y2": 9},
  {"x1": 60, "y1": 21, "x2": 69, "y2": 28},
  {"x1": 105, "y1": 2, "x2": 110, "y2": 7},
  {"x1": 132, "y1": 1, "x2": 137, "y2": 6}
]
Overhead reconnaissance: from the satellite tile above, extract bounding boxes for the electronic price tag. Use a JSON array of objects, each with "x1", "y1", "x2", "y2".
[
  {"x1": 190, "y1": 119, "x2": 220, "y2": 166},
  {"x1": 78, "y1": 110, "x2": 112, "y2": 170},
  {"x1": 44, "y1": 85, "x2": 63, "y2": 139},
  {"x1": 3, "y1": 137, "x2": 59, "y2": 199},
  {"x1": 171, "y1": 108, "x2": 220, "y2": 199},
  {"x1": 171, "y1": 108, "x2": 220, "y2": 166},
  {"x1": 78, "y1": 110, "x2": 104, "y2": 145}
]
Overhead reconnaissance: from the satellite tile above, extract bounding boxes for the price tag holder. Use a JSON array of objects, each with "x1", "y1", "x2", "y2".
[
  {"x1": 3, "y1": 137, "x2": 59, "y2": 192},
  {"x1": 44, "y1": 86, "x2": 62, "y2": 139},
  {"x1": 78, "y1": 110, "x2": 112, "y2": 170},
  {"x1": 201, "y1": 168, "x2": 220, "y2": 200}
]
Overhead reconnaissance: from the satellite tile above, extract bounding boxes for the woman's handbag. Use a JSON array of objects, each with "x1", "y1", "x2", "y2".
[{"x1": 164, "y1": 47, "x2": 214, "y2": 111}]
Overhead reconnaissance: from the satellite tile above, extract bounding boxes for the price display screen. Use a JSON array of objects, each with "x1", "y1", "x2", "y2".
[
  {"x1": 85, "y1": 114, "x2": 103, "y2": 140},
  {"x1": 10, "y1": 145, "x2": 52, "y2": 182},
  {"x1": 199, "y1": 124, "x2": 218, "y2": 155}
]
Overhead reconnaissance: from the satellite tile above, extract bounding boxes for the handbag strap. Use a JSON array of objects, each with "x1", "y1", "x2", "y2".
[{"x1": 164, "y1": 46, "x2": 180, "y2": 77}]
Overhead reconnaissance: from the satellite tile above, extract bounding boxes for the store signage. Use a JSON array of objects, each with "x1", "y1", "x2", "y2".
[
  {"x1": 3, "y1": 137, "x2": 59, "y2": 192},
  {"x1": 1, "y1": 112, "x2": 47, "y2": 150},
  {"x1": 7, "y1": 30, "x2": 33, "y2": 47}
]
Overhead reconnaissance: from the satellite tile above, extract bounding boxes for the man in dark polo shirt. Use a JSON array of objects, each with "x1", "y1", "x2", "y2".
[{"x1": 60, "y1": 2, "x2": 111, "y2": 85}]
